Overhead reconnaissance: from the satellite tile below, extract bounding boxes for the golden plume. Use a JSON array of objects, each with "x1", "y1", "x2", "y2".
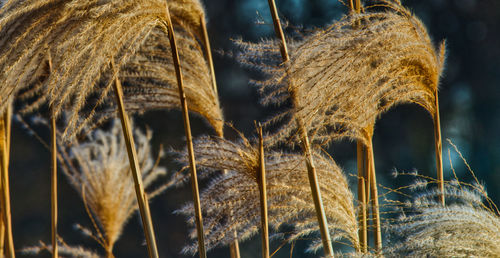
[
  {"x1": 172, "y1": 136, "x2": 359, "y2": 254},
  {"x1": 237, "y1": 0, "x2": 445, "y2": 147},
  {"x1": 0, "y1": 0, "x2": 222, "y2": 140}
]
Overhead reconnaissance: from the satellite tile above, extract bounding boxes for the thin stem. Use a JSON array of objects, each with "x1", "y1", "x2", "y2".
[
  {"x1": 200, "y1": 14, "x2": 241, "y2": 257},
  {"x1": 267, "y1": 0, "x2": 289, "y2": 62},
  {"x1": 48, "y1": 50, "x2": 59, "y2": 258},
  {"x1": 257, "y1": 124, "x2": 269, "y2": 258},
  {"x1": 366, "y1": 128, "x2": 382, "y2": 253},
  {"x1": 229, "y1": 239, "x2": 240, "y2": 258},
  {"x1": 0, "y1": 105, "x2": 10, "y2": 255},
  {"x1": 356, "y1": 142, "x2": 367, "y2": 253},
  {"x1": 267, "y1": 0, "x2": 333, "y2": 256},
  {"x1": 164, "y1": 4, "x2": 206, "y2": 258},
  {"x1": 351, "y1": 3, "x2": 366, "y2": 252},
  {"x1": 355, "y1": 0, "x2": 361, "y2": 13},
  {"x1": 112, "y1": 61, "x2": 159, "y2": 258},
  {"x1": 0, "y1": 107, "x2": 14, "y2": 258},
  {"x1": 433, "y1": 91, "x2": 444, "y2": 205},
  {"x1": 200, "y1": 16, "x2": 218, "y2": 96},
  {"x1": 51, "y1": 113, "x2": 58, "y2": 258}
]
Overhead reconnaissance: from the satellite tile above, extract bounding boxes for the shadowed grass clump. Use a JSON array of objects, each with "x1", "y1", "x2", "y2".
[
  {"x1": 237, "y1": 0, "x2": 445, "y2": 147},
  {"x1": 172, "y1": 136, "x2": 359, "y2": 254},
  {"x1": 58, "y1": 119, "x2": 167, "y2": 256},
  {"x1": 0, "y1": 0, "x2": 222, "y2": 139},
  {"x1": 384, "y1": 181, "x2": 500, "y2": 257}
]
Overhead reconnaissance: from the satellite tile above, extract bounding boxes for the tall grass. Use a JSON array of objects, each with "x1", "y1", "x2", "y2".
[{"x1": 0, "y1": 0, "x2": 496, "y2": 257}]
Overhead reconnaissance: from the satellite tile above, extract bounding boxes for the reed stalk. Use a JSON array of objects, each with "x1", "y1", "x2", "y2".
[
  {"x1": 433, "y1": 91, "x2": 444, "y2": 205},
  {"x1": 47, "y1": 51, "x2": 59, "y2": 258},
  {"x1": 257, "y1": 124, "x2": 269, "y2": 258},
  {"x1": 0, "y1": 106, "x2": 14, "y2": 258},
  {"x1": 349, "y1": 1, "x2": 368, "y2": 252},
  {"x1": 229, "y1": 240, "x2": 240, "y2": 258},
  {"x1": 200, "y1": 14, "x2": 241, "y2": 258},
  {"x1": 0, "y1": 183, "x2": 3, "y2": 257},
  {"x1": 356, "y1": 142, "x2": 367, "y2": 253},
  {"x1": 164, "y1": 3, "x2": 206, "y2": 257},
  {"x1": 0, "y1": 104, "x2": 10, "y2": 256},
  {"x1": 200, "y1": 16, "x2": 218, "y2": 97},
  {"x1": 266, "y1": 0, "x2": 333, "y2": 256},
  {"x1": 111, "y1": 60, "x2": 159, "y2": 258},
  {"x1": 50, "y1": 113, "x2": 58, "y2": 258},
  {"x1": 365, "y1": 127, "x2": 382, "y2": 253}
]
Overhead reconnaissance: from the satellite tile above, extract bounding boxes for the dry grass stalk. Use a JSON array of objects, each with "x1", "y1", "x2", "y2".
[
  {"x1": 348, "y1": 1, "x2": 368, "y2": 252},
  {"x1": 0, "y1": 107, "x2": 14, "y2": 257},
  {"x1": 58, "y1": 119, "x2": 167, "y2": 257},
  {"x1": 0, "y1": 104, "x2": 12, "y2": 255},
  {"x1": 365, "y1": 127, "x2": 381, "y2": 252},
  {"x1": 198, "y1": 7, "x2": 242, "y2": 256},
  {"x1": 200, "y1": 15, "x2": 218, "y2": 97},
  {"x1": 173, "y1": 136, "x2": 359, "y2": 254},
  {"x1": 356, "y1": 142, "x2": 367, "y2": 252},
  {"x1": 111, "y1": 66, "x2": 159, "y2": 258},
  {"x1": 164, "y1": 3, "x2": 206, "y2": 257},
  {"x1": 257, "y1": 124, "x2": 269, "y2": 258},
  {"x1": 265, "y1": 0, "x2": 334, "y2": 255},
  {"x1": 237, "y1": 0, "x2": 445, "y2": 148},
  {"x1": 433, "y1": 90, "x2": 444, "y2": 205},
  {"x1": 51, "y1": 113, "x2": 58, "y2": 258},
  {"x1": 384, "y1": 182, "x2": 500, "y2": 257},
  {"x1": 47, "y1": 50, "x2": 59, "y2": 258},
  {"x1": 0, "y1": 0, "x2": 222, "y2": 140}
]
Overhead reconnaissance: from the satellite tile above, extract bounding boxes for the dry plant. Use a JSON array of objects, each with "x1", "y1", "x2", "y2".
[
  {"x1": 57, "y1": 119, "x2": 168, "y2": 257},
  {"x1": 237, "y1": 0, "x2": 445, "y2": 252},
  {"x1": 237, "y1": 0, "x2": 445, "y2": 147},
  {"x1": 0, "y1": 0, "x2": 222, "y2": 140},
  {"x1": 0, "y1": 1, "x2": 221, "y2": 257},
  {"x1": 384, "y1": 181, "x2": 500, "y2": 257},
  {"x1": 172, "y1": 136, "x2": 359, "y2": 254}
]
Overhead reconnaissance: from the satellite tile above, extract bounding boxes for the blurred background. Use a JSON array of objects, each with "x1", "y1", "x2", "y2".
[{"x1": 8, "y1": 0, "x2": 500, "y2": 257}]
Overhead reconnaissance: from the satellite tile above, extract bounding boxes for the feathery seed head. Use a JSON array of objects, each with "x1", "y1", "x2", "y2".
[
  {"x1": 384, "y1": 183, "x2": 500, "y2": 257},
  {"x1": 0, "y1": 0, "x2": 223, "y2": 140},
  {"x1": 237, "y1": 0, "x2": 445, "y2": 147},
  {"x1": 59, "y1": 119, "x2": 167, "y2": 250},
  {"x1": 173, "y1": 136, "x2": 358, "y2": 254}
]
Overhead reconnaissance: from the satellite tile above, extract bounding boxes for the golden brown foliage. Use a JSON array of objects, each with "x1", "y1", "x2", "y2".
[
  {"x1": 0, "y1": 0, "x2": 222, "y2": 139},
  {"x1": 237, "y1": 0, "x2": 445, "y2": 147},
  {"x1": 173, "y1": 136, "x2": 358, "y2": 254}
]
